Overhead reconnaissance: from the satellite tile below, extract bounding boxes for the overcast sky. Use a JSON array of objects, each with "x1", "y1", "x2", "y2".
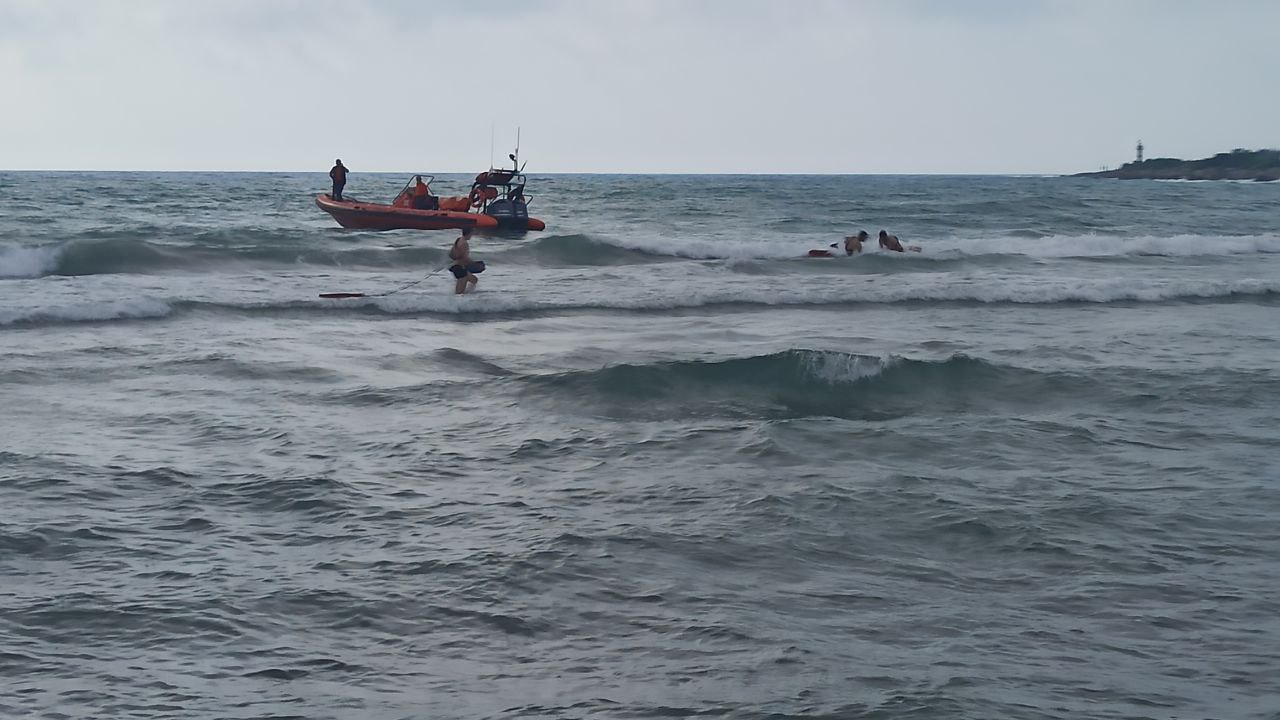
[{"x1": 3, "y1": 0, "x2": 1278, "y2": 173}]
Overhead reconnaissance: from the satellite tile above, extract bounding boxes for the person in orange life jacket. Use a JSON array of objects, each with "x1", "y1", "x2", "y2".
[
  {"x1": 448, "y1": 227, "x2": 485, "y2": 295},
  {"x1": 411, "y1": 176, "x2": 436, "y2": 209},
  {"x1": 329, "y1": 159, "x2": 349, "y2": 200}
]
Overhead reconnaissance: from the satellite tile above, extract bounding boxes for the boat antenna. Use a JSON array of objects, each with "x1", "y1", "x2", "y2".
[
  {"x1": 490, "y1": 122, "x2": 495, "y2": 169},
  {"x1": 514, "y1": 126, "x2": 526, "y2": 172}
]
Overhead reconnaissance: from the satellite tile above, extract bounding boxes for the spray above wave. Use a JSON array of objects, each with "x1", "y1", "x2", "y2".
[{"x1": 0, "y1": 245, "x2": 61, "y2": 279}]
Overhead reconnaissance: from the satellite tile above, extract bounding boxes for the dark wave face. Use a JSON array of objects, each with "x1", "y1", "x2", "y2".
[
  {"x1": 495, "y1": 234, "x2": 665, "y2": 266},
  {"x1": 521, "y1": 349, "x2": 1280, "y2": 422},
  {"x1": 523, "y1": 351, "x2": 1047, "y2": 420},
  {"x1": 6, "y1": 235, "x2": 451, "y2": 278}
]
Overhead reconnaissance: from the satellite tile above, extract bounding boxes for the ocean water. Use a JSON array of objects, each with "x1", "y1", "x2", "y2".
[{"x1": 2, "y1": 171, "x2": 1279, "y2": 720}]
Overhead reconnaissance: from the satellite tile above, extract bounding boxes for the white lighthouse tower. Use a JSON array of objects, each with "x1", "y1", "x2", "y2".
[{"x1": 1136, "y1": 140, "x2": 1144, "y2": 164}]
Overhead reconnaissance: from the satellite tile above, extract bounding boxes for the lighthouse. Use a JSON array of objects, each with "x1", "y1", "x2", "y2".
[{"x1": 1136, "y1": 140, "x2": 1144, "y2": 164}]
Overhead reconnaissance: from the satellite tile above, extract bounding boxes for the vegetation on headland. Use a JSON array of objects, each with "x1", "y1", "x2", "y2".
[{"x1": 1074, "y1": 148, "x2": 1280, "y2": 181}]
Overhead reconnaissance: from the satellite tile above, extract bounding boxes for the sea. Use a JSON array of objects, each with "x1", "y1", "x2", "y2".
[{"x1": 2, "y1": 171, "x2": 1278, "y2": 720}]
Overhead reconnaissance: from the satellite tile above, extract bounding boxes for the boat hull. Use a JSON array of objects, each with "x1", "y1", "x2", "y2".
[{"x1": 316, "y1": 194, "x2": 543, "y2": 232}]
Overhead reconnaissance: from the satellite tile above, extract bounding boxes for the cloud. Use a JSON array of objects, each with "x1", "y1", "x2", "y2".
[{"x1": 2, "y1": 0, "x2": 1278, "y2": 172}]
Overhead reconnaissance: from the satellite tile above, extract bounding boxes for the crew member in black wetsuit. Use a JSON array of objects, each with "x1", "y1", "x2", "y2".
[{"x1": 329, "y1": 159, "x2": 349, "y2": 201}]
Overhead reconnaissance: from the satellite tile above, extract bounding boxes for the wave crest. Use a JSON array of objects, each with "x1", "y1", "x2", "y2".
[
  {"x1": 523, "y1": 350, "x2": 1054, "y2": 420},
  {"x1": 7, "y1": 230, "x2": 1280, "y2": 279},
  {"x1": 3, "y1": 236, "x2": 453, "y2": 278},
  {"x1": 0, "y1": 297, "x2": 173, "y2": 327},
  {"x1": 495, "y1": 234, "x2": 660, "y2": 267}
]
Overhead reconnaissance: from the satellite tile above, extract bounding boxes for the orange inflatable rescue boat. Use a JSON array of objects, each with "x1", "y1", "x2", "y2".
[{"x1": 316, "y1": 158, "x2": 546, "y2": 232}]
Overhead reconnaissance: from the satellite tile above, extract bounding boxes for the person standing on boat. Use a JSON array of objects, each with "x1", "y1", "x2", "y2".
[
  {"x1": 449, "y1": 227, "x2": 485, "y2": 295},
  {"x1": 329, "y1": 159, "x2": 349, "y2": 201},
  {"x1": 411, "y1": 176, "x2": 436, "y2": 209}
]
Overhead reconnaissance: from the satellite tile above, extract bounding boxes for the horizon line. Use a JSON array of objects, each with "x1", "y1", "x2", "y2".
[{"x1": 0, "y1": 168, "x2": 1077, "y2": 177}]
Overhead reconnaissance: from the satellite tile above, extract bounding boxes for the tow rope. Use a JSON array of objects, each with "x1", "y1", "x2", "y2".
[{"x1": 319, "y1": 266, "x2": 448, "y2": 299}]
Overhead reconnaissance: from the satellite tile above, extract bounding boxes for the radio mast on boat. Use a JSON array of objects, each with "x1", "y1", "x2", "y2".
[{"x1": 507, "y1": 127, "x2": 525, "y2": 173}]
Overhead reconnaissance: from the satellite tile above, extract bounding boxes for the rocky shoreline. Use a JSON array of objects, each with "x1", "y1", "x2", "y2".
[{"x1": 1074, "y1": 148, "x2": 1280, "y2": 181}]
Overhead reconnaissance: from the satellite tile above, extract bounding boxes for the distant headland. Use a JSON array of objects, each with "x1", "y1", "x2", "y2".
[{"x1": 1074, "y1": 148, "x2": 1280, "y2": 181}]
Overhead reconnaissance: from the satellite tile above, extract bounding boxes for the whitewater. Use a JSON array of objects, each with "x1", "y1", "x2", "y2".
[{"x1": 2, "y1": 171, "x2": 1279, "y2": 719}]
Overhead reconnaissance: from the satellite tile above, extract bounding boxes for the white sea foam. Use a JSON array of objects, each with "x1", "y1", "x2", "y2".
[
  {"x1": 0, "y1": 297, "x2": 173, "y2": 326},
  {"x1": 941, "y1": 233, "x2": 1280, "y2": 259},
  {"x1": 0, "y1": 244, "x2": 62, "y2": 279}
]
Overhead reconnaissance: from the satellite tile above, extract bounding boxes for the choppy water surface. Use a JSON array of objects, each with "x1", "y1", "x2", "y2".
[{"x1": 2, "y1": 171, "x2": 1279, "y2": 719}]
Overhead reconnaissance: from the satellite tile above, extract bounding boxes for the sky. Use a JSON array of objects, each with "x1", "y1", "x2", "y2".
[{"x1": 2, "y1": 0, "x2": 1278, "y2": 174}]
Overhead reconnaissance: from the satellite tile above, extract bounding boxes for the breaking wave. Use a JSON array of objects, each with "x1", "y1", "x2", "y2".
[
  {"x1": 6, "y1": 231, "x2": 1280, "y2": 280},
  {"x1": 0, "y1": 236, "x2": 452, "y2": 278},
  {"x1": 521, "y1": 350, "x2": 1078, "y2": 420},
  {"x1": 493, "y1": 234, "x2": 662, "y2": 266}
]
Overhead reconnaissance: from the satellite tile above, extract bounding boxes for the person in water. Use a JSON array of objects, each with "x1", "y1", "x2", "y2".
[
  {"x1": 878, "y1": 230, "x2": 905, "y2": 252},
  {"x1": 844, "y1": 230, "x2": 869, "y2": 255},
  {"x1": 329, "y1": 159, "x2": 349, "y2": 201},
  {"x1": 878, "y1": 230, "x2": 922, "y2": 253},
  {"x1": 449, "y1": 227, "x2": 485, "y2": 295}
]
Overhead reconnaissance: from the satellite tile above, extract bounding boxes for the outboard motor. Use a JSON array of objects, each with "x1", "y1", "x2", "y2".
[{"x1": 483, "y1": 197, "x2": 530, "y2": 230}]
